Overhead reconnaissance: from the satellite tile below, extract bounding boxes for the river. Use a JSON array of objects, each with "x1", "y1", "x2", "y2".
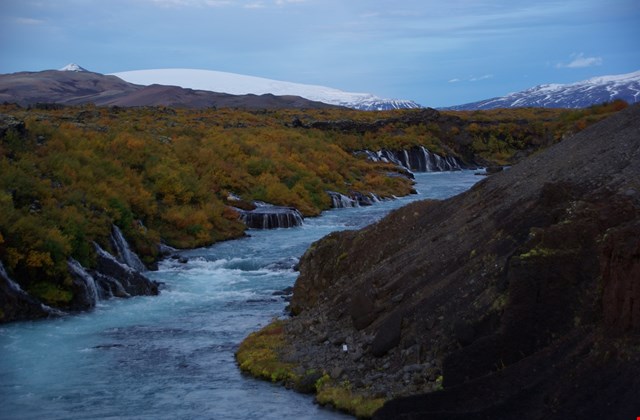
[{"x1": 0, "y1": 171, "x2": 481, "y2": 420}]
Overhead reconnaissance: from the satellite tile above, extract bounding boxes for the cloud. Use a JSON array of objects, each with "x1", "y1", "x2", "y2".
[
  {"x1": 15, "y1": 17, "x2": 45, "y2": 25},
  {"x1": 469, "y1": 74, "x2": 493, "y2": 82},
  {"x1": 244, "y1": 1, "x2": 266, "y2": 8},
  {"x1": 146, "y1": 0, "x2": 231, "y2": 7},
  {"x1": 145, "y1": 0, "x2": 303, "y2": 7},
  {"x1": 448, "y1": 75, "x2": 492, "y2": 83},
  {"x1": 556, "y1": 53, "x2": 603, "y2": 68}
]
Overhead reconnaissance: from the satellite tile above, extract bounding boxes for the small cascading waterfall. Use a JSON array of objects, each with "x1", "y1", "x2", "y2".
[
  {"x1": 110, "y1": 225, "x2": 147, "y2": 272},
  {"x1": 67, "y1": 258, "x2": 100, "y2": 307},
  {"x1": 352, "y1": 191, "x2": 381, "y2": 206},
  {"x1": 360, "y1": 146, "x2": 463, "y2": 172},
  {"x1": 0, "y1": 260, "x2": 24, "y2": 294},
  {"x1": 238, "y1": 205, "x2": 304, "y2": 229},
  {"x1": 93, "y1": 243, "x2": 132, "y2": 297},
  {"x1": 327, "y1": 191, "x2": 359, "y2": 208}
]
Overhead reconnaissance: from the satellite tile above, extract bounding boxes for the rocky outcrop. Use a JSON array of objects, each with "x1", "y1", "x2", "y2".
[
  {"x1": 237, "y1": 203, "x2": 304, "y2": 229},
  {"x1": 1, "y1": 226, "x2": 159, "y2": 321},
  {"x1": 273, "y1": 105, "x2": 640, "y2": 418},
  {"x1": 0, "y1": 261, "x2": 53, "y2": 322},
  {"x1": 0, "y1": 113, "x2": 26, "y2": 139},
  {"x1": 91, "y1": 243, "x2": 159, "y2": 298}
]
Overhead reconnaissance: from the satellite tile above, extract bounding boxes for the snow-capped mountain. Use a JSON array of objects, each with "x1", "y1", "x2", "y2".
[
  {"x1": 446, "y1": 70, "x2": 640, "y2": 110},
  {"x1": 59, "y1": 63, "x2": 89, "y2": 72},
  {"x1": 110, "y1": 68, "x2": 421, "y2": 111}
]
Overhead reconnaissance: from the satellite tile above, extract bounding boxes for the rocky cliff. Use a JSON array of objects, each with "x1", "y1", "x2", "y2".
[{"x1": 245, "y1": 105, "x2": 640, "y2": 418}]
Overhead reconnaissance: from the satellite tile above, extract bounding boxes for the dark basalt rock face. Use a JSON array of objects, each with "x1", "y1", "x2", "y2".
[
  {"x1": 67, "y1": 244, "x2": 159, "y2": 313},
  {"x1": 92, "y1": 244, "x2": 159, "y2": 296},
  {"x1": 282, "y1": 105, "x2": 640, "y2": 419}
]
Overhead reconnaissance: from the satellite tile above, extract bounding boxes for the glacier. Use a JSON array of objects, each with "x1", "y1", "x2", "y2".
[{"x1": 110, "y1": 68, "x2": 421, "y2": 111}]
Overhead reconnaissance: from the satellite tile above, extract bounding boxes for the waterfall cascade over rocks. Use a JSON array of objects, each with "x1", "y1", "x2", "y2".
[
  {"x1": 237, "y1": 204, "x2": 304, "y2": 229},
  {"x1": 110, "y1": 225, "x2": 147, "y2": 272},
  {"x1": 68, "y1": 258, "x2": 100, "y2": 307},
  {"x1": 361, "y1": 146, "x2": 464, "y2": 172},
  {"x1": 0, "y1": 261, "x2": 61, "y2": 320}
]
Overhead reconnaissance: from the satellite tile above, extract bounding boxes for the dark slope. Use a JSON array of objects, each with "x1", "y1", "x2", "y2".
[
  {"x1": 283, "y1": 105, "x2": 640, "y2": 418},
  {"x1": 0, "y1": 70, "x2": 336, "y2": 109}
]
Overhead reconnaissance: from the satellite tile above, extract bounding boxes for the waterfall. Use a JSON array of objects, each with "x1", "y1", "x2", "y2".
[
  {"x1": 238, "y1": 205, "x2": 304, "y2": 229},
  {"x1": 359, "y1": 146, "x2": 463, "y2": 172},
  {"x1": 110, "y1": 225, "x2": 147, "y2": 272},
  {"x1": 92, "y1": 241, "x2": 159, "y2": 298},
  {"x1": 0, "y1": 261, "x2": 24, "y2": 293},
  {"x1": 93, "y1": 243, "x2": 131, "y2": 297},
  {"x1": 67, "y1": 258, "x2": 100, "y2": 306},
  {"x1": 327, "y1": 191, "x2": 359, "y2": 208}
]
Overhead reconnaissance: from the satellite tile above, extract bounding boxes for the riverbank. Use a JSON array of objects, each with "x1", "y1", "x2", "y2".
[{"x1": 236, "y1": 105, "x2": 640, "y2": 418}]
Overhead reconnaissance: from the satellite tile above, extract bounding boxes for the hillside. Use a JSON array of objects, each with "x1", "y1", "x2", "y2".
[
  {"x1": 0, "y1": 70, "x2": 335, "y2": 110},
  {"x1": 447, "y1": 70, "x2": 640, "y2": 110},
  {"x1": 237, "y1": 105, "x2": 640, "y2": 418}
]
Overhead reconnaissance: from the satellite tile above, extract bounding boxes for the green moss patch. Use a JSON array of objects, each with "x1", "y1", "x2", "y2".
[
  {"x1": 235, "y1": 320, "x2": 298, "y2": 384},
  {"x1": 237, "y1": 320, "x2": 386, "y2": 418},
  {"x1": 316, "y1": 378, "x2": 386, "y2": 419}
]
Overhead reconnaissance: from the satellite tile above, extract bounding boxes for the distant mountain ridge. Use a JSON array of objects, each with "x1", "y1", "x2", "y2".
[
  {"x1": 0, "y1": 67, "x2": 336, "y2": 110},
  {"x1": 111, "y1": 68, "x2": 422, "y2": 111},
  {"x1": 446, "y1": 70, "x2": 640, "y2": 110}
]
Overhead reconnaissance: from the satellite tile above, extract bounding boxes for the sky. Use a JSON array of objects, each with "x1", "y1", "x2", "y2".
[{"x1": 1, "y1": 0, "x2": 639, "y2": 107}]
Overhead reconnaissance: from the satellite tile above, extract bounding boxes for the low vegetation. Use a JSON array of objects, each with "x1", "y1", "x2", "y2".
[{"x1": 0, "y1": 101, "x2": 627, "y2": 309}]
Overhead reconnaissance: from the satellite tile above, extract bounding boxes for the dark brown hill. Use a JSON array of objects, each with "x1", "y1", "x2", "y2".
[
  {"x1": 0, "y1": 70, "x2": 336, "y2": 109},
  {"x1": 279, "y1": 105, "x2": 640, "y2": 418}
]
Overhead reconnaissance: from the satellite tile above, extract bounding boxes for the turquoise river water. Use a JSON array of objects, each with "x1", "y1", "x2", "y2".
[{"x1": 0, "y1": 171, "x2": 481, "y2": 420}]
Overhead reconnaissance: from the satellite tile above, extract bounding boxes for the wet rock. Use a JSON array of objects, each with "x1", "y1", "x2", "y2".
[
  {"x1": 297, "y1": 370, "x2": 323, "y2": 394},
  {"x1": 93, "y1": 244, "x2": 159, "y2": 297}
]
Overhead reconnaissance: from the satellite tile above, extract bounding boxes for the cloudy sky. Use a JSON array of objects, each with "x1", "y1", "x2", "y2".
[{"x1": 1, "y1": 0, "x2": 639, "y2": 106}]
